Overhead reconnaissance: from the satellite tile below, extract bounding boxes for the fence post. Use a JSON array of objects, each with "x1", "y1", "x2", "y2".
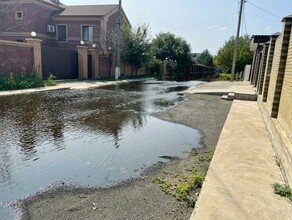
[
  {"x1": 25, "y1": 38, "x2": 42, "y2": 79},
  {"x1": 77, "y1": 46, "x2": 88, "y2": 80},
  {"x1": 89, "y1": 49, "x2": 99, "y2": 79}
]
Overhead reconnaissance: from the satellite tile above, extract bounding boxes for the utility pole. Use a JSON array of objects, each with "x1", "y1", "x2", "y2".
[
  {"x1": 231, "y1": 0, "x2": 245, "y2": 81},
  {"x1": 115, "y1": 0, "x2": 122, "y2": 80}
]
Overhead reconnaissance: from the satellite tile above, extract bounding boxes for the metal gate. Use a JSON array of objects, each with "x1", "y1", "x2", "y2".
[
  {"x1": 88, "y1": 53, "x2": 92, "y2": 79},
  {"x1": 42, "y1": 47, "x2": 78, "y2": 79}
]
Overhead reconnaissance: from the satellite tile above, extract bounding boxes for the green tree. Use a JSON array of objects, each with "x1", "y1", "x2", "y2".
[
  {"x1": 121, "y1": 23, "x2": 151, "y2": 75},
  {"x1": 214, "y1": 35, "x2": 253, "y2": 73},
  {"x1": 197, "y1": 49, "x2": 214, "y2": 67},
  {"x1": 151, "y1": 32, "x2": 191, "y2": 64}
]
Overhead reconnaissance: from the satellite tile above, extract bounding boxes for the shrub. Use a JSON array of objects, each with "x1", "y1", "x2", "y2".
[
  {"x1": 219, "y1": 73, "x2": 232, "y2": 80},
  {"x1": 149, "y1": 59, "x2": 162, "y2": 75},
  {"x1": 45, "y1": 74, "x2": 57, "y2": 86},
  {"x1": 0, "y1": 71, "x2": 44, "y2": 91}
]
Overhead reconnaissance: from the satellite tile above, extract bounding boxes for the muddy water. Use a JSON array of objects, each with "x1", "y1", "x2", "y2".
[{"x1": 0, "y1": 80, "x2": 202, "y2": 218}]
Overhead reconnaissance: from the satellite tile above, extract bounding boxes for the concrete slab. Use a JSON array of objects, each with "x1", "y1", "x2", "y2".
[
  {"x1": 185, "y1": 81, "x2": 257, "y2": 95},
  {"x1": 191, "y1": 100, "x2": 292, "y2": 220}
]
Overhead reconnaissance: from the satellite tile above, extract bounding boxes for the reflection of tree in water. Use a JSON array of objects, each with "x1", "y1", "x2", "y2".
[
  {"x1": 0, "y1": 82, "x2": 148, "y2": 161},
  {"x1": 69, "y1": 85, "x2": 147, "y2": 147},
  {"x1": 83, "y1": 111, "x2": 146, "y2": 147}
]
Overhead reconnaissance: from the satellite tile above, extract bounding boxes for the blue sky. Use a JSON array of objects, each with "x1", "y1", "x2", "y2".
[{"x1": 62, "y1": 0, "x2": 292, "y2": 55}]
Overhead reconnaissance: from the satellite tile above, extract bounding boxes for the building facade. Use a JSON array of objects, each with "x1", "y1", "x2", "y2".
[{"x1": 0, "y1": 0, "x2": 130, "y2": 50}]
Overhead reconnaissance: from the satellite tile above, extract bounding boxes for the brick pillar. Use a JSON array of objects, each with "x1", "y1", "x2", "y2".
[
  {"x1": 267, "y1": 18, "x2": 292, "y2": 118},
  {"x1": 251, "y1": 51, "x2": 262, "y2": 86},
  {"x1": 25, "y1": 38, "x2": 42, "y2": 78},
  {"x1": 249, "y1": 52, "x2": 257, "y2": 82},
  {"x1": 77, "y1": 46, "x2": 88, "y2": 80},
  {"x1": 89, "y1": 49, "x2": 100, "y2": 79},
  {"x1": 262, "y1": 34, "x2": 279, "y2": 102},
  {"x1": 163, "y1": 60, "x2": 168, "y2": 75},
  {"x1": 257, "y1": 43, "x2": 269, "y2": 94}
]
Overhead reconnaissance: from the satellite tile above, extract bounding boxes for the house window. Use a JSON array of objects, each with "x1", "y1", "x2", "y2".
[
  {"x1": 15, "y1": 11, "x2": 23, "y2": 20},
  {"x1": 82, "y1": 26, "x2": 93, "y2": 42},
  {"x1": 57, "y1": 25, "x2": 67, "y2": 41}
]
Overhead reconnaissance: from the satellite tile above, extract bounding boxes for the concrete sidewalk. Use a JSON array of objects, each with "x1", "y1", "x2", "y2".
[
  {"x1": 0, "y1": 80, "x2": 132, "y2": 96},
  {"x1": 191, "y1": 100, "x2": 292, "y2": 220},
  {"x1": 186, "y1": 81, "x2": 257, "y2": 95}
]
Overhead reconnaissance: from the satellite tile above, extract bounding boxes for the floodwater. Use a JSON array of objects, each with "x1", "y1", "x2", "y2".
[{"x1": 0, "y1": 80, "x2": 203, "y2": 219}]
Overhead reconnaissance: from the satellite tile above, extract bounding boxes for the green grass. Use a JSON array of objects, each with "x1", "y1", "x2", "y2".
[
  {"x1": 153, "y1": 166, "x2": 205, "y2": 208},
  {"x1": 273, "y1": 183, "x2": 292, "y2": 201}
]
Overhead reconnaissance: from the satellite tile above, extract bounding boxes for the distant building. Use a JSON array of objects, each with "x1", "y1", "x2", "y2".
[{"x1": 191, "y1": 53, "x2": 201, "y2": 61}]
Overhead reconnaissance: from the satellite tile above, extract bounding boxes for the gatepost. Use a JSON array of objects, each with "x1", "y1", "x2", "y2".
[
  {"x1": 25, "y1": 38, "x2": 42, "y2": 79},
  {"x1": 77, "y1": 46, "x2": 89, "y2": 80}
]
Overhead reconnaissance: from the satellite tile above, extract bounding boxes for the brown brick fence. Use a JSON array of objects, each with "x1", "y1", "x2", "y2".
[
  {"x1": 1, "y1": 38, "x2": 151, "y2": 80},
  {"x1": 250, "y1": 15, "x2": 292, "y2": 186},
  {"x1": 0, "y1": 40, "x2": 34, "y2": 75}
]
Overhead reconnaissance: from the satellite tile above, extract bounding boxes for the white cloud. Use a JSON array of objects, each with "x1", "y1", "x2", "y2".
[
  {"x1": 265, "y1": 26, "x2": 273, "y2": 31},
  {"x1": 208, "y1": 25, "x2": 228, "y2": 31},
  {"x1": 208, "y1": 24, "x2": 218, "y2": 30}
]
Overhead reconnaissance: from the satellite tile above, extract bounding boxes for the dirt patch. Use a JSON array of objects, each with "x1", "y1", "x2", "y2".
[{"x1": 18, "y1": 94, "x2": 232, "y2": 220}]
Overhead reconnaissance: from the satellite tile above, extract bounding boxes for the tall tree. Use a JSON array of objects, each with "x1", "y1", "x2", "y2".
[
  {"x1": 214, "y1": 35, "x2": 253, "y2": 73},
  {"x1": 96, "y1": 28, "x2": 116, "y2": 77},
  {"x1": 197, "y1": 49, "x2": 214, "y2": 67},
  {"x1": 121, "y1": 23, "x2": 151, "y2": 75},
  {"x1": 151, "y1": 32, "x2": 191, "y2": 64}
]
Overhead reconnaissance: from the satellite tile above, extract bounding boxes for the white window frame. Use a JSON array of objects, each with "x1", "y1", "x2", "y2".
[
  {"x1": 56, "y1": 24, "x2": 68, "y2": 42},
  {"x1": 81, "y1": 25, "x2": 93, "y2": 42},
  {"x1": 15, "y1": 11, "x2": 23, "y2": 20}
]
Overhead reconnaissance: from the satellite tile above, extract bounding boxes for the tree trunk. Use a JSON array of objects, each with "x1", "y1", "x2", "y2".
[{"x1": 136, "y1": 66, "x2": 138, "y2": 76}]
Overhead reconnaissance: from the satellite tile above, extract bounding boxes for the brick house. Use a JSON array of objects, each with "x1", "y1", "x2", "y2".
[{"x1": 0, "y1": 0, "x2": 130, "y2": 50}]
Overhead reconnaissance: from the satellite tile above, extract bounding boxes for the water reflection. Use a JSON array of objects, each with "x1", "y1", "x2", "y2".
[{"x1": 0, "y1": 80, "x2": 202, "y2": 206}]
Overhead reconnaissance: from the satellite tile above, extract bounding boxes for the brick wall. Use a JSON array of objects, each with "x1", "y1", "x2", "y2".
[
  {"x1": 0, "y1": 1, "x2": 128, "y2": 51},
  {"x1": 0, "y1": 2, "x2": 58, "y2": 44},
  {"x1": 107, "y1": 11, "x2": 118, "y2": 31},
  {"x1": 99, "y1": 56, "x2": 111, "y2": 77},
  {"x1": 262, "y1": 35, "x2": 278, "y2": 102},
  {"x1": 0, "y1": 40, "x2": 33, "y2": 74},
  {"x1": 267, "y1": 34, "x2": 282, "y2": 116},
  {"x1": 52, "y1": 19, "x2": 101, "y2": 50},
  {"x1": 267, "y1": 21, "x2": 292, "y2": 118},
  {"x1": 252, "y1": 16, "x2": 292, "y2": 187},
  {"x1": 278, "y1": 27, "x2": 292, "y2": 141}
]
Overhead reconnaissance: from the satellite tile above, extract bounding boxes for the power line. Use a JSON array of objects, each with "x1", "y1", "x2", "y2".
[
  {"x1": 247, "y1": 1, "x2": 281, "y2": 19},
  {"x1": 243, "y1": 3, "x2": 248, "y2": 35},
  {"x1": 191, "y1": 12, "x2": 238, "y2": 27}
]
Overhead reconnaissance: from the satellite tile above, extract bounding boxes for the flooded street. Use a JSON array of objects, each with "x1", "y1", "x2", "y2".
[{"x1": 0, "y1": 80, "x2": 203, "y2": 219}]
